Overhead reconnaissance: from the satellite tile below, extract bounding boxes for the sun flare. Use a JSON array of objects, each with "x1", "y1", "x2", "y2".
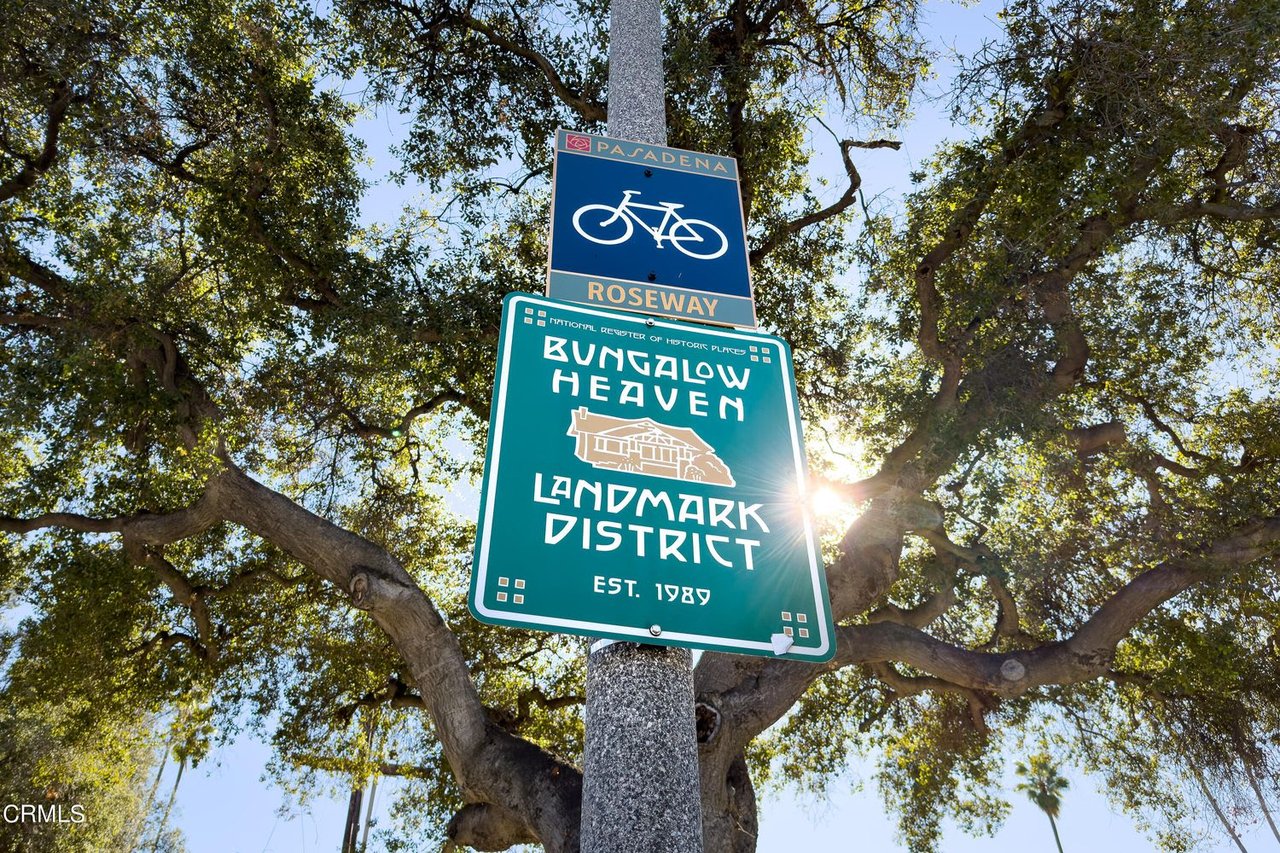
[{"x1": 809, "y1": 486, "x2": 848, "y2": 521}]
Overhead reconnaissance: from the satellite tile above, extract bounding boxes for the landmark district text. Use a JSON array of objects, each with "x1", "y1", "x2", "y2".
[{"x1": 533, "y1": 473, "x2": 772, "y2": 570}]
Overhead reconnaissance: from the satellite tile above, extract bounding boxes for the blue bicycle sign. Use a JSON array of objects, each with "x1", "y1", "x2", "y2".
[
  {"x1": 572, "y1": 190, "x2": 729, "y2": 260},
  {"x1": 548, "y1": 129, "x2": 756, "y2": 328}
]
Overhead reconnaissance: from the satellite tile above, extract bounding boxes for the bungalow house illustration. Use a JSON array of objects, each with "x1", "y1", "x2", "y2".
[{"x1": 566, "y1": 406, "x2": 735, "y2": 487}]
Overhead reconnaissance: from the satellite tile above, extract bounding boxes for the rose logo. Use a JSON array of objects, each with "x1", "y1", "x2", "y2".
[{"x1": 566, "y1": 134, "x2": 592, "y2": 152}]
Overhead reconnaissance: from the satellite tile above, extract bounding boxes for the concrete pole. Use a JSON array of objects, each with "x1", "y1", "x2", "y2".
[
  {"x1": 580, "y1": 2, "x2": 704, "y2": 851},
  {"x1": 602, "y1": 0, "x2": 668, "y2": 146}
]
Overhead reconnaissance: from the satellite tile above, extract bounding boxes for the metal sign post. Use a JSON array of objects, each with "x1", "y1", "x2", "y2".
[{"x1": 587, "y1": 1, "x2": 702, "y2": 848}]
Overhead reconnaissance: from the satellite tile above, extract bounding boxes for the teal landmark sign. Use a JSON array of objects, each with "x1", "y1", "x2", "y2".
[{"x1": 469, "y1": 293, "x2": 834, "y2": 661}]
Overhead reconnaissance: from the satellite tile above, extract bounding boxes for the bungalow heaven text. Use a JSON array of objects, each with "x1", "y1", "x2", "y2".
[{"x1": 542, "y1": 334, "x2": 753, "y2": 422}]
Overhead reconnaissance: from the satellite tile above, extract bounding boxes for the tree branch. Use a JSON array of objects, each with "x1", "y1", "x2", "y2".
[
  {"x1": 866, "y1": 662, "x2": 994, "y2": 732},
  {"x1": 337, "y1": 389, "x2": 472, "y2": 440},
  {"x1": 126, "y1": 630, "x2": 206, "y2": 658},
  {"x1": 1067, "y1": 420, "x2": 1126, "y2": 458},
  {"x1": 387, "y1": 0, "x2": 605, "y2": 123},
  {"x1": 0, "y1": 512, "x2": 128, "y2": 535},
  {"x1": 209, "y1": 462, "x2": 584, "y2": 849},
  {"x1": 198, "y1": 565, "x2": 309, "y2": 599},
  {"x1": 0, "y1": 80, "x2": 78, "y2": 203},
  {"x1": 133, "y1": 547, "x2": 220, "y2": 661},
  {"x1": 750, "y1": 138, "x2": 866, "y2": 265},
  {"x1": 1122, "y1": 393, "x2": 1213, "y2": 462},
  {"x1": 488, "y1": 686, "x2": 584, "y2": 732},
  {"x1": 335, "y1": 677, "x2": 427, "y2": 725},
  {"x1": 1142, "y1": 199, "x2": 1280, "y2": 223},
  {"x1": 977, "y1": 573, "x2": 1028, "y2": 650},
  {"x1": 3, "y1": 462, "x2": 585, "y2": 849},
  {"x1": 912, "y1": 83, "x2": 1072, "y2": 368},
  {"x1": 0, "y1": 310, "x2": 76, "y2": 330},
  {"x1": 866, "y1": 582, "x2": 956, "y2": 629},
  {"x1": 446, "y1": 802, "x2": 538, "y2": 851},
  {"x1": 459, "y1": 13, "x2": 604, "y2": 122},
  {"x1": 835, "y1": 513, "x2": 1280, "y2": 694},
  {"x1": 694, "y1": 509, "x2": 1280, "y2": 788}
]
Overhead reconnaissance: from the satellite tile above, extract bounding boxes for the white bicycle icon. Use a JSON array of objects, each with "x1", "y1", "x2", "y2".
[{"x1": 572, "y1": 190, "x2": 729, "y2": 260}]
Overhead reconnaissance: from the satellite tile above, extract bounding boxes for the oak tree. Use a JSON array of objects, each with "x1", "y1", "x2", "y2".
[{"x1": 2, "y1": 0, "x2": 1278, "y2": 850}]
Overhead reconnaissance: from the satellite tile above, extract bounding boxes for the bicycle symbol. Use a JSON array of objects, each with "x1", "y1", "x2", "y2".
[{"x1": 571, "y1": 190, "x2": 729, "y2": 260}]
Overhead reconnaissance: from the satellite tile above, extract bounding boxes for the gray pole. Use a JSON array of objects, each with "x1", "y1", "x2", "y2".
[
  {"x1": 602, "y1": 0, "x2": 668, "y2": 146},
  {"x1": 580, "y1": 1, "x2": 704, "y2": 851}
]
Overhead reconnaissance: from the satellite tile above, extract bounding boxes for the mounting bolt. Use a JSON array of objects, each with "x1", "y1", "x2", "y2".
[
  {"x1": 649, "y1": 624, "x2": 662, "y2": 636},
  {"x1": 645, "y1": 318, "x2": 655, "y2": 327},
  {"x1": 644, "y1": 169, "x2": 653, "y2": 177},
  {"x1": 647, "y1": 271, "x2": 657, "y2": 281}
]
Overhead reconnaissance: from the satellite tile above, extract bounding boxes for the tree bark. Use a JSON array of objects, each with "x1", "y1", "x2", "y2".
[{"x1": 119, "y1": 464, "x2": 588, "y2": 852}]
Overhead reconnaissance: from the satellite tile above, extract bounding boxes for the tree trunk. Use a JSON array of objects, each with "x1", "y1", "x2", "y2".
[
  {"x1": 361, "y1": 774, "x2": 379, "y2": 852},
  {"x1": 1048, "y1": 813, "x2": 1065, "y2": 853},
  {"x1": 1190, "y1": 763, "x2": 1248, "y2": 853},
  {"x1": 341, "y1": 785, "x2": 363, "y2": 853},
  {"x1": 1242, "y1": 759, "x2": 1280, "y2": 844},
  {"x1": 150, "y1": 755, "x2": 184, "y2": 853},
  {"x1": 725, "y1": 753, "x2": 758, "y2": 853}
]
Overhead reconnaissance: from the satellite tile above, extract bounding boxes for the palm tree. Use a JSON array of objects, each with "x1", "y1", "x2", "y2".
[{"x1": 1015, "y1": 753, "x2": 1070, "y2": 853}]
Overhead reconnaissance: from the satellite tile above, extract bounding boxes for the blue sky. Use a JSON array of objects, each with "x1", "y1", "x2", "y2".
[{"x1": 78, "y1": 1, "x2": 1280, "y2": 851}]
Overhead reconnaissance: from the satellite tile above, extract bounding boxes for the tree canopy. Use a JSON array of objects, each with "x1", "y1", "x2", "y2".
[{"x1": 1, "y1": 0, "x2": 1278, "y2": 850}]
